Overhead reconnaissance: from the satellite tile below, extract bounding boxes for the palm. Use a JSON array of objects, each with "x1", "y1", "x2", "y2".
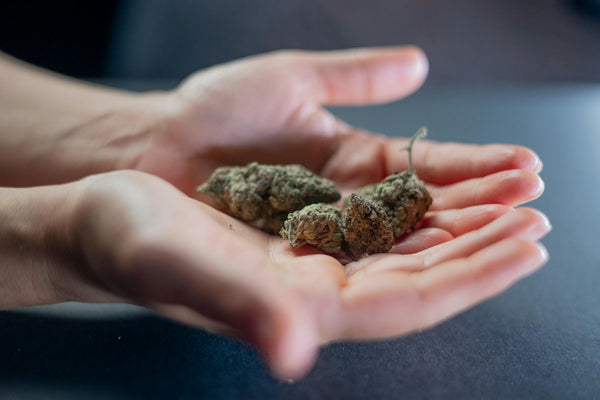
[
  {"x1": 75, "y1": 170, "x2": 548, "y2": 379},
  {"x1": 203, "y1": 198, "x2": 547, "y2": 343}
]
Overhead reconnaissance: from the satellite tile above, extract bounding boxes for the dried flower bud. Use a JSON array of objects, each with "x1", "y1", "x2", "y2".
[
  {"x1": 280, "y1": 203, "x2": 343, "y2": 253},
  {"x1": 198, "y1": 162, "x2": 341, "y2": 231},
  {"x1": 354, "y1": 171, "x2": 432, "y2": 237},
  {"x1": 342, "y1": 194, "x2": 395, "y2": 259},
  {"x1": 201, "y1": 127, "x2": 433, "y2": 260}
]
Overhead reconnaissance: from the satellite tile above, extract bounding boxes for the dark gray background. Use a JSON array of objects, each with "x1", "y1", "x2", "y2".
[
  {"x1": 1, "y1": 1, "x2": 600, "y2": 83},
  {"x1": 109, "y1": 0, "x2": 600, "y2": 84},
  {"x1": 2, "y1": 83, "x2": 599, "y2": 399}
]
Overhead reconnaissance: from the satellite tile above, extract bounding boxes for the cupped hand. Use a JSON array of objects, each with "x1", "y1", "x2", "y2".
[
  {"x1": 134, "y1": 47, "x2": 542, "y2": 207},
  {"x1": 55, "y1": 171, "x2": 550, "y2": 380}
]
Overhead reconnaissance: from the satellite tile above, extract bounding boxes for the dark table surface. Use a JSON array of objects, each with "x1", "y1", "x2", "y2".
[{"x1": 2, "y1": 83, "x2": 599, "y2": 400}]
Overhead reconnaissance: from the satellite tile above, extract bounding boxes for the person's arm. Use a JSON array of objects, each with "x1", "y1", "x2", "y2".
[{"x1": 0, "y1": 52, "x2": 164, "y2": 186}]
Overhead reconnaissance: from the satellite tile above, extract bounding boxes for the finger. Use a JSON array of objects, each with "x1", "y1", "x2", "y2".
[
  {"x1": 354, "y1": 207, "x2": 551, "y2": 276},
  {"x1": 389, "y1": 228, "x2": 453, "y2": 255},
  {"x1": 300, "y1": 46, "x2": 428, "y2": 106},
  {"x1": 384, "y1": 140, "x2": 543, "y2": 185},
  {"x1": 345, "y1": 205, "x2": 513, "y2": 277},
  {"x1": 420, "y1": 207, "x2": 551, "y2": 266},
  {"x1": 418, "y1": 204, "x2": 513, "y2": 237},
  {"x1": 336, "y1": 237, "x2": 548, "y2": 340},
  {"x1": 429, "y1": 170, "x2": 544, "y2": 211},
  {"x1": 121, "y1": 220, "x2": 318, "y2": 379}
]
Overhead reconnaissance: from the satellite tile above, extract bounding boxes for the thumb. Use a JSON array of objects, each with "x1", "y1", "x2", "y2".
[
  {"x1": 119, "y1": 222, "x2": 319, "y2": 379},
  {"x1": 299, "y1": 46, "x2": 428, "y2": 106}
]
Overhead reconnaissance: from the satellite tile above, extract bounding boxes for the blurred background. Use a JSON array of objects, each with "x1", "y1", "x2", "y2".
[
  {"x1": 2, "y1": 3, "x2": 600, "y2": 399},
  {"x1": 1, "y1": 0, "x2": 599, "y2": 84}
]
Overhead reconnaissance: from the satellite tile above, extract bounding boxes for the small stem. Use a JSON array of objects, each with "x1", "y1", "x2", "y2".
[{"x1": 404, "y1": 126, "x2": 427, "y2": 174}]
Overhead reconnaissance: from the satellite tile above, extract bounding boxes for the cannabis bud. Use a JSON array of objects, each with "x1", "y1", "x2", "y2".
[
  {"x1": 198, "y1": 127, "x2": 432, "y2": 260},
  {"x1": 282, "y1": 127, "x2": 432, "y2": 259},
  {"x1": 198, "y1": 162, "x2": 341, "y2": 232},
  {"x1": 280, "y1": 203, "x2": 344, "y2": 253},
  {"x1": 353, "y1": 170, "x2": 432, "y2": 238},
  {"x1": 341, "y1": 194, "x2": 395, "y2": 259}
]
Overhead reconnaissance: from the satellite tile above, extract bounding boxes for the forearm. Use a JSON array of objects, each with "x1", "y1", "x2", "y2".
[{"x1": 0, "y1": 53, "x2": 166, "y2": 186}]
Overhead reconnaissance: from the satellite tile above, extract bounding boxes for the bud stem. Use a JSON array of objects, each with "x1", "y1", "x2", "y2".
[{"x1": 404, "y1": 126, "x2": 427, "y2": 174}]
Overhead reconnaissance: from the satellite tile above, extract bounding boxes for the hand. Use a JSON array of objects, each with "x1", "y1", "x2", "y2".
[
  {"x1": 50, "y1": 171, "x2": 550, "y2": 380},
  {"x1": 132, "y1": 46, "x2": 543, "y2": 209},
  {"x1": 0, "y1": 46, "x2": 543, "y2": 210}
]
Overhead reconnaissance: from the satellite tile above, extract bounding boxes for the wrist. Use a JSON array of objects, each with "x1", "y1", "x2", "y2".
[
  {"x1": 60, "y1": 92, "x2": 170, "y2": 176},
  {"x1": 0, "y1": 184, "x2": 80, "y2": 308},
  {"x1": 0, "y1": 177, "x2": 131, "y2": 309},
  {"x1": 29, "y1": 92, "x2": 170, "y2": 186}
]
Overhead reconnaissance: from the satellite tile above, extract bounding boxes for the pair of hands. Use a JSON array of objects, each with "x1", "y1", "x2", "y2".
[{"x1": 41, "y1": 47, "x2": 549, "y2": 379}]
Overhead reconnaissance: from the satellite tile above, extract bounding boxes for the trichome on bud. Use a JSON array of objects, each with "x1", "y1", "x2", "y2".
[{"x1": 198, "y1": 162, "x2": 341, "y2": 232}]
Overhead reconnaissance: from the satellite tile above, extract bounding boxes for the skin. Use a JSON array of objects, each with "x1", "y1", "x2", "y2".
[{"x1": 0, "y1": 47, "x2": 549, "y2": 379}]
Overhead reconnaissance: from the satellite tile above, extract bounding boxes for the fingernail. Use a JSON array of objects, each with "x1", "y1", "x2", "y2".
[
  {"x1": 521, "y1": 148, "x2": 542, "y2": 173},
  {"x1": 515, "y1": 208, "x2": 552, "y2": 241},
  {"x1": 520, "y1": 242, "x2": 549, "y2": 278},
  {"x1": 537, "y1": 242, "x2": 549, "y2": 263},
  {"x1": 530, "y1": 175, "x2": 545, "y2": 200},
  {"x1": 534, "y1": 157, "x2": 543, "y2": 173},
  {"x1": 407, "y1": 47, "x2": 429, "y2": 79},
  {"x1": 531, "y1": 209, "x2": 552, "y2": 234}
]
